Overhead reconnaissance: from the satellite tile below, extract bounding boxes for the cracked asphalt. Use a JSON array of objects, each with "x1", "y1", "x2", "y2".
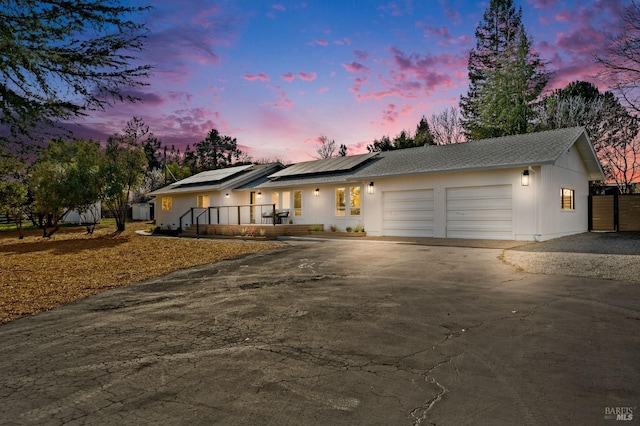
[{"x1": 0, "y1": 238, "x2": 638, "y2": 425}]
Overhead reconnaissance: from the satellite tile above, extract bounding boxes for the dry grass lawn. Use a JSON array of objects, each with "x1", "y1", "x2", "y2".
[{"x1": 0, "y1": 221, "x2": 281, "y2": 324}]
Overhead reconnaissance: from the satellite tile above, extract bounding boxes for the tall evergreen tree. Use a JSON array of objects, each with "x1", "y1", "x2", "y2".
[
  {"x1": 193, "y1": 129, "x2": 244, "y2": 173},
  {"x1": 460, "y1": 0, "x2": 549, "y2": 140},
  {"x1": 0, "y1": 0, "x2": 151, "y2": 151},
  {"x1": 414, "y1": 116, "x2": 435, "y2": 146}
]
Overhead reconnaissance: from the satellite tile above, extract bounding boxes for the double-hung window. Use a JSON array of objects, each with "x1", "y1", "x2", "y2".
[{"x1": 561, "y1": 188, "x2": 575, "y2": 210}]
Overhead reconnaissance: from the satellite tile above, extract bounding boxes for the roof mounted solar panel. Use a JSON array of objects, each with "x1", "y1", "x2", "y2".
[
  {"x1": 170, "y1": 164, "x2": 253, "y2": 187},
  {"x1": 269, "y1": 152, "x2": 378, "y2": 179}
]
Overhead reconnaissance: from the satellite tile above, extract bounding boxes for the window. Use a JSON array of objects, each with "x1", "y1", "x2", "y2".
[
  {"x1": 350, "y1": 186, "x2": 361, "y2": 216},
  {"x1": 197, "y1": 195, "x2": 209, "y2": 208},
  {"x1": 161, "y1": 197, "x2": 172, "y2": 211},
  {"x1": 335, "y1": 188, "x2": 346, "y2": 216},
  {"x1": 336, "y1": 187, "x2": 360, "y2": 216},
  {"x1": 271, "y1": 192, "x2": 279, "y2": 209},
  {"x1": 561, "y1": 188, "x2": 574, "y2": 210},
  {"x1": 293, "y1": 190, "x2": 302, "y2": 216},
  {"x1": 282, "y1": 191, "x2": 291, "y2": 210}
]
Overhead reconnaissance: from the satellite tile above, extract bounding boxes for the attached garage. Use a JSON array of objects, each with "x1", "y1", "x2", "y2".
[
  {"x1": 446, "y1": 185, "x2": 513, "y2": 239},
  {"x1": 383, "y1": 189, "x2": 434, "y2": 237}
]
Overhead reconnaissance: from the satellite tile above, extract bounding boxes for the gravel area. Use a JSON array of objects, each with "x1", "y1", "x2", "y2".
[{"x1": 503, "y1": 232, "x2": 640, "y2": 283}]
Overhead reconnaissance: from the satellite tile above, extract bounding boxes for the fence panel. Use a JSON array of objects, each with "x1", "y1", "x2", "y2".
[
  {"x1": 591, "y1": 195, "x2": 615, "y2": 231},
  {"x1": 618, "y1": 195, "x2": 640, "y2": 231}
]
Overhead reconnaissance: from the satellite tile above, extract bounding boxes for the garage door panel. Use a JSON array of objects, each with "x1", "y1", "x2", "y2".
[
  {"x1": 447, "y1": 198, "x2": 511, "y2": 210},
  {"x1": 383, "y1": 189, "x2": 434, "y2": 237},
  {"x1": 446, "y1": 185, "x2": 513, "y2": 240}
]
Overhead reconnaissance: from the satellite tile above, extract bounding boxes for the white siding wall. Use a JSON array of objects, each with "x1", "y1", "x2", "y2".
[
  {"x1": 362, "y1": 169, "x2": 535, "y2": 239},
  {"x1": 536, "y1": 147, "x2": 590, "y2": 240}
]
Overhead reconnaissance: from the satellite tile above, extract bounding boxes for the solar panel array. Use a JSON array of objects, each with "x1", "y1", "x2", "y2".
[
  {"x1": 269, "y1": 152, "x2": 378, "y2": 179},
  {"x1": 170, "y1": 164, "x2": 253, "y2": 186}
]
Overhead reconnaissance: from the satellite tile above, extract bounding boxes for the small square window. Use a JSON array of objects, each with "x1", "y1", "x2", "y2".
[{"x1": 561, "y1": 188, "x2": 574, "y2": 210}]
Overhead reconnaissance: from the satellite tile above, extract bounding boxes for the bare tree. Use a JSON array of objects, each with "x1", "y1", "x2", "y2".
[
  {"x1": 534, "y1": 87, "x2": 640, "y2": 193},
  {"x1": 314, "y1": 135, "x2": 337, "y2": 159},
  {"x1": 596, "y1": 1, "x2": 640, "y2": 114},
  {"x1": 429, "y1": 107, "x2": 464, "y2": 145}
]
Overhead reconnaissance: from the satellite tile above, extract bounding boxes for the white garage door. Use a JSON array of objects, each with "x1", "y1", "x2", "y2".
[
  {"x1": 446, "y1": 185, "x2": 513, "y2": 239},
  {"x1": 383, "y1": 189, "x2": 434, "y2": 237}
]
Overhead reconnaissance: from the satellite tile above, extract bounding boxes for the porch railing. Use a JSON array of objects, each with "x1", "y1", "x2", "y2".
[{"x1": 178, "y1": 204, "x2": 280, "y2": 233}]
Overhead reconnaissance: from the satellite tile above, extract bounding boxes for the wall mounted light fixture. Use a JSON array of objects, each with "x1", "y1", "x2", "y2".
[
  {"x1": 225, "y1": 193, "x2": 230, "y2": 198},
  {"x1": 521, "y1": 170, "x2": 530, "y2": 186},
  {"x1": 256, "y1": 191, "x2": 262, "y2": 199},
  {"x1": 314, "y1": 188, "x2": 320, "y2": 197},
  {"x1": 367, "y1": 181, "x2": 375, "y2": 194}
]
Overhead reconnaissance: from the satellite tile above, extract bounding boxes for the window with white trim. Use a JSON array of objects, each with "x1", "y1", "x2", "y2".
[
  {"x1": 335, "y1": 186, "x2": 361, "y2": 216},
  {"x1": 350, "y1": 186, "x2": 361, "y2": 216},
  {"x1": 197, "y1": 195, "x2": 209, "y2": 208},
  {"x1": 293, "y1": 190, "x2": 302, "y2": 216},
  {"x1": 335, "y1": 188, "x2": 346, "y2": 216},
  {"x1": 561, "y1": 188, "x2": 574, "y2": 210}
]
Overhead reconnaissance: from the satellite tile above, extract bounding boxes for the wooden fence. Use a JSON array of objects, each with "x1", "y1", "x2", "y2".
[{"x1": 590, "y1": 194, "x2": 640, "y2": 231}]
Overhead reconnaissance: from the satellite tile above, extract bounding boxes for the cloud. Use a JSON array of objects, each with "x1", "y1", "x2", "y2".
[
  {"x1": 439, "y1": 0, "x2": 461, "y2": 23},
  {"x1": 243, "y1": 73, "x2": 270, "y2": 82},
  {"x1": 416, "y1": 22, "x2": 453, "y2": 42},
  {"x1": 378, "y1": 2, "x2": 412, "y2": 17},
  {"x1": 527, "y1": 0, "x2": 559, "y2": 8},
  {"x1": 353, "y1": 50, "x2": 369, "y2": 61},
  {"x1": 333, "y1": 38, "x2": 352, "y2": 46},
  {"x1": 316, "y1": 87, "x2": 329, "y2": 94},
  {"x1": 281, "y1": 73, "x2": 295, "y2": 82},
  {"x1": 272, "y1": 4, "x2": 286, "y2": 11},
  {"x1": 140, "y1": 2, "x2": 241, "y2": 75},
  {"x1": 298, "y1": 72, "x2": 317, "y2": 81},
  {"x1": 342, "y1": 62, "x2": 370, "y2": 73},
  {"x1": 272, "y1": 92, "x2": 293, "y2": 110},
  {"x1": 382, "y1": 103, "x2": 411, "y2": 123},
  {"x1": 315, "y1": 39, "x2": 328, "y2": 46}
]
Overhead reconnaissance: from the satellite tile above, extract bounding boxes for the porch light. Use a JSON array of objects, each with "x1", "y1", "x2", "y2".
[
  {"x1": 521, "y1": 170, "x2": 530, "y2": 186},
  {"x1": 367, "y1": 181, "x2": 374, "y2": 194},
  {"x1": 257, "y1": 191, "x2": 262, "y2": 199},
  {"x1": 314, "y1": 188, "x2": 320, "y2": 197},
  {"x1": 225, "y1": 193, "x2": 230, "y2": 198}
]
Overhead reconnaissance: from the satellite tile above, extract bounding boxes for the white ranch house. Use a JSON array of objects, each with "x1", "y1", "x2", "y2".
[{"x1": 149, "y1": 127, "x2": 604, "y2": 241}]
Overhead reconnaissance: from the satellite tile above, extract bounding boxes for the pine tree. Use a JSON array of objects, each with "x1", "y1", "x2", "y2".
[{"x1": 460, "y1": 0, "x2": 549, "y2": 140}]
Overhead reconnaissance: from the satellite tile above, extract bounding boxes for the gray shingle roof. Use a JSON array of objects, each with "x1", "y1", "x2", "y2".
[{"x1": 256, "y1": 127, "x2": 604, "y2": 189}]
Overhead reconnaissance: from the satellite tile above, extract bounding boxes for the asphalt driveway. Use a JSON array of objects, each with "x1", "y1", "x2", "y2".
[{"x1": 1, "y1": 238, "x2": 638, "y2": 425}]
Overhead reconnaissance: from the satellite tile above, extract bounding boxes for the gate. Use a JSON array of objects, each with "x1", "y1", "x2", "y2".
[{"x1": 590, "y1": 194, "x2": 640, "y2": 231}]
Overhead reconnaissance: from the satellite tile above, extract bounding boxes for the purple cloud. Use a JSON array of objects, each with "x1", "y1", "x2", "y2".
[
  {"x1": 298, "y1": 72, "x2": 317, "y2": 81},
  {"x1": 353, "y1": 50, "x2": 369, "y2": 61},
  {"x1": 342, "y1": 62, "x2": 369, "y2": 73},
  {"x1": 243, "y1": 73, "x2": 270, "y2": 82}
]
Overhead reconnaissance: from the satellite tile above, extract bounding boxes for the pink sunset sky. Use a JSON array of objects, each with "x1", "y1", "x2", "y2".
[{"x1": 71, "y1": 0, "x2": 628, "y2": 163}]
